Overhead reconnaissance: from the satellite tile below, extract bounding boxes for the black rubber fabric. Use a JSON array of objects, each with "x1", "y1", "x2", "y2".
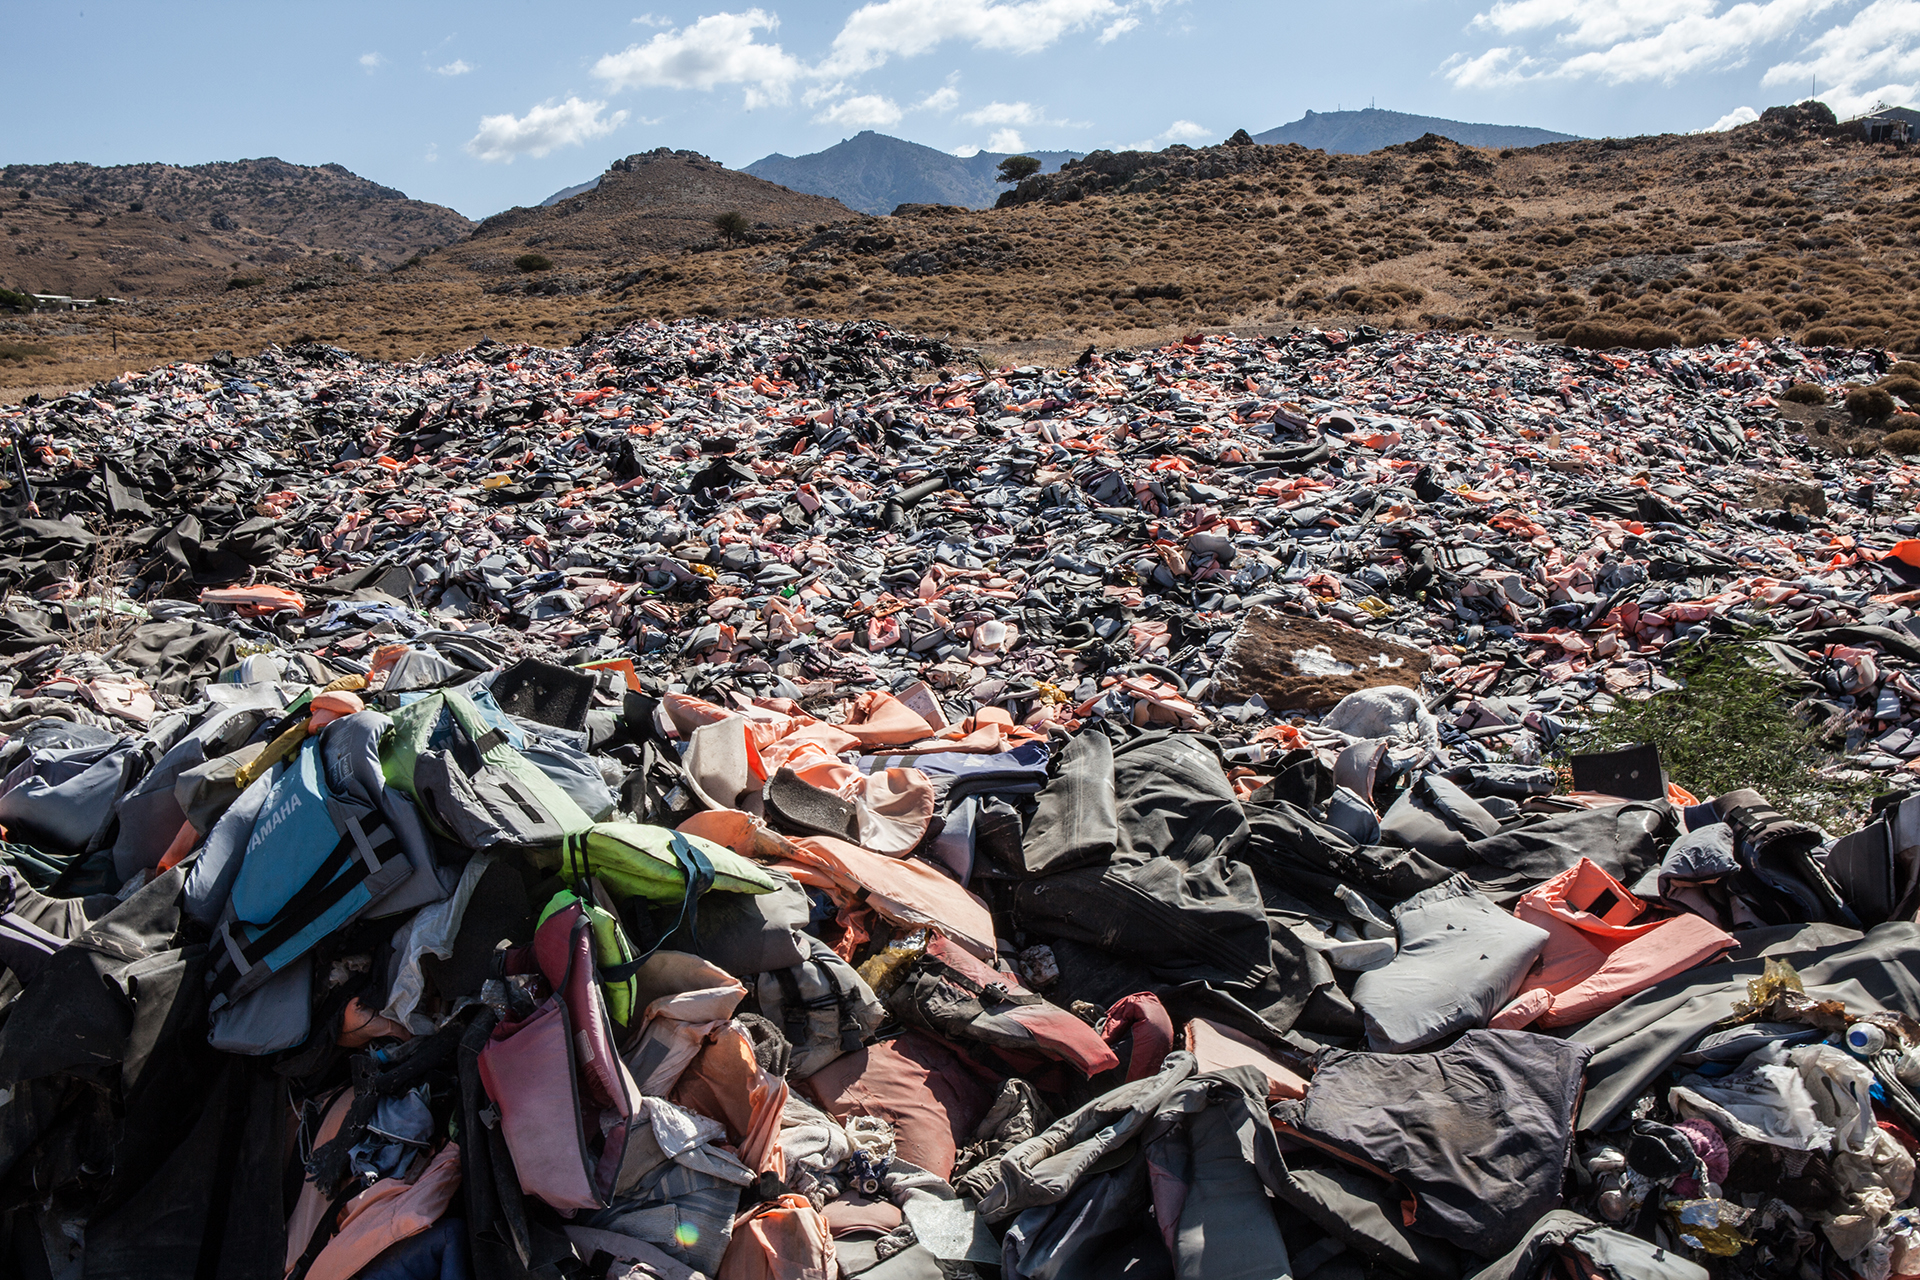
[
  {"x1": 1015, "y1": 852, "x2": 1315, "y2": 1037},
  {"x1": 1018, "y1": 729, "x2": 1118, "y2": 876},
  {"x1": 762, "y1": 767, "x2": 859, "y2": 841},
  {"x1": 1110, "y1": 730, "x2": 1249, "y2": 867},
  {"x1": 1273, "y1": 1029, "x2": 1591, "y2": 1257},
  {"x1": 491, "y1": 657, "x2": 596, "y2": 732},
  {"x1": 1568, "y1": 743, "x2": 1666, "y2": 801}
]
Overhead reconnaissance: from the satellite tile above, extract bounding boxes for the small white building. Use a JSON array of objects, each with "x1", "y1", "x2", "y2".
[{"x1": 1849, "y1": 105, "x2": 1919, "y2": 143}]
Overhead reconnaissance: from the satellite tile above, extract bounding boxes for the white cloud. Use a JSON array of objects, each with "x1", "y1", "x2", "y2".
[
  {"x1": 987, "y1": 127, "x2": 1027, "y2": 151},
  {"x1": 1698, "y1": 104, "x2": 1761, "y2": 129},
  {"x1": 821, "y1": 0, "x2": 1130, "y2": 76},
  {"x1": 359, "y1": 52, "x2": 384, "y2": 71},
  {"x1": 1762, "y1": 0, "x2": 1920, "y2": 117},
  {"x1": 632, "y1": 12, "x2": 672, "y2": 24},
  {"x1": 1471, "y1": 0, "x2": 1712, "y2": 47},
  {"x1": 1114, "y1": 118, "x2": 1212, "y2": 150},
  {"x1": 951, "y1": 143, "x2": 982, "y2": 156},
  {"x1": 816, "y1": 93, "x2": 904, "y2": 126},
  {"x1": 1445, "y1": 0, "x2": 1852, "y2": 88},
  {"x1": 466, "y1": 97, "x2": 630, "y2": 162},
  {"x1": 1557, "y1": 0, "x2": 1842, "y2": 82},
  {"x1": 915, "y1": 74, "x2": 962, "y2": 111},
  {"x1": 1440, "y1": 45, "x2": 1546, "y2": 87},
  {"x1": 433, "y1": 59, "x2": 473, "y2": 75},
  {"x1": 425, "y1": 143, "x2": 440, "y2": 163},
  {"x1": 963, "y1": 99, "x2": 1041, "y2": 125},
  {"x1": 593, "y1": 10, "x2": 805, "y2": 107},
  {"x1": 1099, "y1": 14, "x2": 1140, "y2": 40}
]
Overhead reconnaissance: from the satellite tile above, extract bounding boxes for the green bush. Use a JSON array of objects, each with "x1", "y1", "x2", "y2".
[
  {"x1": 1571, "y1": 639, "x2": 1870, "y2": 829},
  {"x1": 1846, "y1": 384, "x2": 1897, "y2": 418},
  {"x1": 712, "y1": 211, "x2": 751, "y2": 243},
  {"x1": 0, "y1": 285, "x2": 32, "y2": 312},
  {"x1": 514, "y1": 253, "x2": 552, "y2": 272},
  {"x1": 226, "y1": 275, "x2": 264, "y2": 290},
  {"x1": 1780, "y1": 382, "x2": 1827, "y2": 404},
  {"x1": 995, "y1": 155, "x2": 1041, "y2": 184}
]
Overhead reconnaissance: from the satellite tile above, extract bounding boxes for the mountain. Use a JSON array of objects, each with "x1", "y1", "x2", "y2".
[
  {"x1": 443, "y1": 148, "x2": 859, "y2": 282},
  {"x1": 540, "y1": 177, "x2": 601, "y2": 207},
  {"x1": 0, "y1": 157, "x2": 472, "y2": 298},
  {"x1": 743, "y1": 132, "x2": 1082, "y2": 215},
  {"x1": 1253, "y1": 108, "x2": 1578, "y2": 153}
]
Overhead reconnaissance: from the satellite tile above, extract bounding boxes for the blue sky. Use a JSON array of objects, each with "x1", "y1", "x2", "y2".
[{"x1": 13, "y1": 0, "x2": 1919, "y2": 219}]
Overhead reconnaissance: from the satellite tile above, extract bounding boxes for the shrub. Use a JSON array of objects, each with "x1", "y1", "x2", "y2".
[
  {"x1": 1878, "y1": 375, "x2": 1920, "y2": 405},
  {"x1": 514, "y1": 253, "x2": 552, "y2": 272},
  {"x1": 712, "y1": 211, "x2": 751, "y2": 244},
  {"x1": 1846, "y1": 384, "x2": 1897, "y2": 418},
  {"x1": 1780, "y1": 382, "x2": 1827, "y2": 404},
  {"x1": 1572, "y1": 639, "x2": 1870, "y2": 829},
  {"x1": 226, "y1": 275, "x2": 264, "y2": 290},
  {"x1": 0, "y1": 285, "x2": 32, "y2": 312},
  {"x1": 0, "y1": 341, "x2": 52, "y2": 363},
  {"x1": 1563, "y1": 321, "x2": 1681, "y2": 351},
  {"x1": 1804, "y1": 325, "x2": 1856, "y2": 347},
  {"x1": 1888, "y1": 361, "x2": 1920, "y2": 382},
  {"x1": 1334, "y1": 281, "x2": 1426, "y2": 313},
  {"x1": 1883, "y1": 428, "x2": 1920, "y2": 455}
]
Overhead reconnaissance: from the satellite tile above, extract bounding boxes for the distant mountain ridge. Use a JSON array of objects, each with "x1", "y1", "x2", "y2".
[
  {"x1": 743, "y1": 132, "x2": 1081, "y2": 215},
  {"x1": 541, "y1": 177, "x2": 601, "y2": 207},
  {"x1": 1254, "y1": 108, "x2": 1578, "y2": 153}
]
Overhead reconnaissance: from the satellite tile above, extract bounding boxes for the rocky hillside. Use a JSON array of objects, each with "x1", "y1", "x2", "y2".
[
  {"x1": 0, "y1": 158, "x2": 472, "y2": 299},
  {"x1": 745, "y1": 132, "x2": 1081, "y2": 215},
  {"x1": 441, "y1": 149, "x2": 858, "y2": 287},
  {"x1": 1254, "y1": 108, "x2": 1577, "y2": 153},
  {"x1": 7, "y1": 102, "x2": 1920, "y2": 394}
]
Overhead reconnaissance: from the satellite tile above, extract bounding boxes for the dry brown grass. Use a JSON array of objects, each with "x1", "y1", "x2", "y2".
[{"x1": 7, "y1": 121, "x2": 1920, "y2": 395}]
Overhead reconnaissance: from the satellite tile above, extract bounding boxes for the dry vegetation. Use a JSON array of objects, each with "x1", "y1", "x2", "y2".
[
  {"x1": 0, "y1": 158, "x2": 473, "y2": 303},
  {"x1": 6, "y1": 103, "x2": 1920, "y2": 397}
]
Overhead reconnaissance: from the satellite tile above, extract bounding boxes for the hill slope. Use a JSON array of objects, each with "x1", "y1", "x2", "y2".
[
  {"x1": 745, "y1": 132, "x2": 1081, "y2": 215},
  {"x1": 442, "y1": 149, "x2": 860, "y2": 288},
  {"x1": 1255, "y1": 108, "x2": 1577, "y2": 153},
  {"x1": 8, "y1": 103, "x2": 1918, "y2": 394},
  {"x1": 0, "y1": 158, "x2": 472, "y2": 298}
]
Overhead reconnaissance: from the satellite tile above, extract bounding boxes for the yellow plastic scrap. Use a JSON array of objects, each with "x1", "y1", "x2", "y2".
[
  {"x1": 233, "y1": 720, "x2": 309, "y2": 790},
  {"x1": 1669, "y1": 1199, "x2": 1756, "y2": 1256},
  {"x1": 1356, "y1": 596, "x2": 1394, "y2": 619},
  {"x1": 231, "y1": 674, "x2": 368, "y2": 789},
  {"x1": 856, "y1": 928, "x2": 930, "y2": 998},
  {"x1": 1732, "y1": 957, "x2": 1806, "y2": 1020}
]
